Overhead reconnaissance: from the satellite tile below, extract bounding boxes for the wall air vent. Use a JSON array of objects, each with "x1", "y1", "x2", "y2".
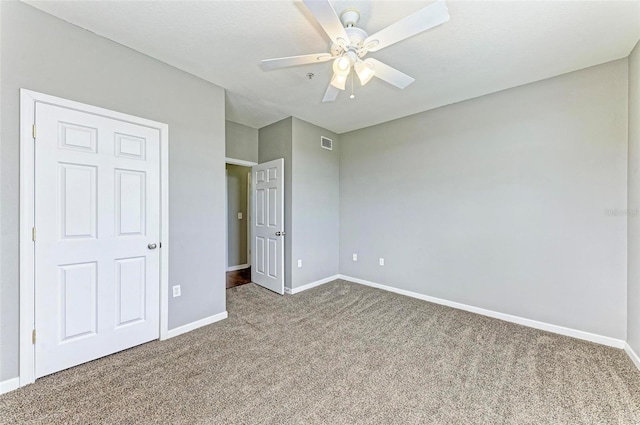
[{"x1": 321, "y1": 136, "x2": 333, "y2": 150}]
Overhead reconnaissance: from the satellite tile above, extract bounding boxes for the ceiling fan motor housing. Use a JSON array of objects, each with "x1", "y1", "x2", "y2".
[{"x1": 330, "y1": 25, "x2": 369, "y2": 58}]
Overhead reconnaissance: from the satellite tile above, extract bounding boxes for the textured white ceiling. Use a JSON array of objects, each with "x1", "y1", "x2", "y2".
[{"x1": 26, "y1": 0, "x2": 640, "y2": 133}]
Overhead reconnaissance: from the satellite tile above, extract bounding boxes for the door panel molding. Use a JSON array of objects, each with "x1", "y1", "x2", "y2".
[{"x1": 19, "y1": 89, "x2": 170, "y2": 387}]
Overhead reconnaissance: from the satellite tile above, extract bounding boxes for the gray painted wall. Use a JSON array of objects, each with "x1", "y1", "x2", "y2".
[
  {"x1": 339, "y1": 59, "x2": 628, "y2": 340},
  {"x1": 0, "y1": 2, "x2": 227, "y2": 381},
  {"x1": 629, "y1": 40, "x2": 640, "y2": 353},
  {"x1": 258, "y1": 118, "x2": 293, "y2": 289},
  {"x1": 291, "y1": 118, "x2": 340, "y2": 288},
  {"x1": 226, "y1": 120, "x2": 258, "y2": 163},
  {"x1": 257, "y1": 117, "x2": 340, "y2": 290},
  {"x1": 227, "y1": 164, "x2": 250, "y2": 267}
]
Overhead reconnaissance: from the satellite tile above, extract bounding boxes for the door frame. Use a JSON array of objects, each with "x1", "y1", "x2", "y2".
[
  {"x1": 224, "y1": 157, "x2": 257, "y2": 272},
  {"x1": 18, "y1": 89, "x2": 170, "y2": 387},
  {"x1": 246, "y1": 171, "x2": 252, "y2": 265}
]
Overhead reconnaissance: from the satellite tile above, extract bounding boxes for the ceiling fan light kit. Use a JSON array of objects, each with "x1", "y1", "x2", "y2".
[
  {"x1": 261, "y1": 0, "x2": 450, "y2": 102},
  {"x1": 333, "y1": 56, "x2": 351, "y2": 74},
  {"x1": 354, "y1": 59, "x2": 375, "y2": 86},
  {"x1": 330, "y1": 72, "x2": 347, "y2": 90}
]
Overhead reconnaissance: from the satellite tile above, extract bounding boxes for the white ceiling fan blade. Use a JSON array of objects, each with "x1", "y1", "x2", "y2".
[
  {"x1": 367, "y1": 59, "x2": 415, "y2": 89},
  {"x1": 261, "y1": 53, "x2": 333, "y2": 70},
  {"x1": 322, "y1": 82, "x2": 340, "y2": 102},
  {"x1": 364, "y1": 0, "x2": 449, "y2": 53},
  {"x1": 303, "y1": 0, "x2": 350, "y2": 47}
]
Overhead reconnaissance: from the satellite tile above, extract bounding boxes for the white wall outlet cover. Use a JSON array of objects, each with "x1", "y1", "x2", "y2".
[
  {"x1": 353, "y1": 254, "x2": 358, "y2": 261},
  {"x1": 379, "y1": 258, "x2": 384, "y2": 266},
  {"x1": 172, "y1": 285, "x2": 181, "y2": 297},
  {"x1": 237, "y1": 212, "x2": 243, "y2": 219},
  {"x1": 297, "y1": 259, "x2": 303, "y2": 268}
]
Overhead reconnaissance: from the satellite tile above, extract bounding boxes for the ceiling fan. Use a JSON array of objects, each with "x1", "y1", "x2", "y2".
[{"x1": 260, "y1": 0, "x2": 450, "y2": 102}]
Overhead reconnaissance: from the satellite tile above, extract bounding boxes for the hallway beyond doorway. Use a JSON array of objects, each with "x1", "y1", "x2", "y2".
[{"x1": 226, "y1": 267, "x2": 251, "y2": 289}]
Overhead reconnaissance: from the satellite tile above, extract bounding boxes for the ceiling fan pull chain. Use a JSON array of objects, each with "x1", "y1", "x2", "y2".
[{"x1": 350, "y1": 68, "x2": 355, "y2": 99}]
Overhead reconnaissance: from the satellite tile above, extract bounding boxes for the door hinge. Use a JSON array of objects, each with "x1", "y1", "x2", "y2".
[
  {"x1": 32, "y1": 329, "x2": 36, "y2": 344},
  {"x1": 32, "y1": 124, "x2": 36, "y2": 140},
  {"x1": 32, "y1": 227, "x2": 36, "y2": 242}
]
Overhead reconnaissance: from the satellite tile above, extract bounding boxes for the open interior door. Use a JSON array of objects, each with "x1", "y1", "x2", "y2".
[{"x1": 251, "y1": 158, "x2": 285, "y2": 294}]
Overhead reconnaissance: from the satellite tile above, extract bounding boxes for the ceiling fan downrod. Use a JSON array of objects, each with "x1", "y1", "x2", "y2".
[{"x1": 340, "y1": 9, "x2": 360, "y2": 28}]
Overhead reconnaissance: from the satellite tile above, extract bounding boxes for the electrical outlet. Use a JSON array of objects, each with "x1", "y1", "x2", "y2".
[
  {"x1": 352, "y1": 253, "x2": 358, "y2": 261},
  {"x1": 297, "y1": 259, "x2": 303, "y2": 268},
  {"x1": 172, "y1": 285, "x2": 181, "y2": 297},
  {"x1": 237, "y1": 212, "x2": 243, "y2": 220},
  {"x1": 379, "y1": 258, "x2": 384, "y2": 266}
]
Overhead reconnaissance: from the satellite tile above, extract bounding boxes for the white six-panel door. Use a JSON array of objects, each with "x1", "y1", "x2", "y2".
[
  {"x1": 251, "y1": 159, "x2": 285, "y2": 295},
  {"x1": 34, "y1": 102, "x2": 161, "y2": 378}
]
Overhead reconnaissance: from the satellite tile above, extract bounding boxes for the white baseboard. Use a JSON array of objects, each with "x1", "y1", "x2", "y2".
[
  {"x1": 0, "y1": 377, "x2": 20, "y2": 395},
  {"x1": 625, "y1": 343, "x2": 640, "y2": 371},
  {"x1": 338, "y1": 275, "x2": 625, "y2": 349},
  {"x1": 286, "y1": 275, "x2": 340, "y2": 295},
  {"x1": 227, "y1": 264, "x2": 249, "y2": 272},
  {"x1": 165, "y1": 311, "x2": 228, "y2": 339}
]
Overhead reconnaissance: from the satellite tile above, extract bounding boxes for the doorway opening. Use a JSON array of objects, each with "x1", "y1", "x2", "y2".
[
  {"x1": 225, "y1": 161, "x2": 253, "y2": 289},
  {"x1": 224, "y1": 157, "x2": 285, "y2": 294}
]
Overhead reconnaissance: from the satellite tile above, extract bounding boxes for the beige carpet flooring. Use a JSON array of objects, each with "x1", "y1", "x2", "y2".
[{"x1": 2, "y1": 280, "x2": 640, "y2": 424}]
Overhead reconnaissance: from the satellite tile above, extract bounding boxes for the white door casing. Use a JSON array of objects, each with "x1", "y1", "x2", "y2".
[
  {"x1": 19, "y1": 89, "x2": 169, "y2": 385},
  {"x1": 247, "y1": 171, "x2": 252, "y2": 264},
  {"x1": 251, "y1": 159, "x2": 285, "y2": 294}
]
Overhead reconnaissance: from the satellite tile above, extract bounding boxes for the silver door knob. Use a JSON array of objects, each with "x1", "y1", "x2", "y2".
[
  {"x1": 148, "y1": 243, "x2": 157, "y2": 250},
  {"x1": 275, "y1": 231, "x2": 286, "y2": 236}
]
